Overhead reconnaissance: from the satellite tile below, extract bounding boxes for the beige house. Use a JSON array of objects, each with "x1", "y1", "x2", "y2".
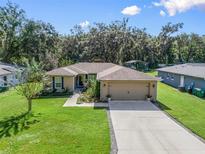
[{"x1": 46, "y1": 63, "x2": 158, "y2": 101}]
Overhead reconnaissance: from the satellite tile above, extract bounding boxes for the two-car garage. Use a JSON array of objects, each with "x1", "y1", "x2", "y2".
[{"x1": 108, "y1": 81, "x2": 150, "y2": 100}]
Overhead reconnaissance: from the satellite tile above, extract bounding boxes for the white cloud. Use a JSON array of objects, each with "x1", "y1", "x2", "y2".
[
  {"x1": 160, "y1": 10, "x2": 166, "y2": 16},
  {"x1": 121, "y1": 5, "x2": 141, "y2": 16},
  {"x1": 79, "y1": 20, "x2": 90, "y2": 28},
  {"x1": 152, "y1": 2, "x2": 162, "y2": 7},
  {"x1": 153, "y1": 0, "x2": 205, "y2": 16}
]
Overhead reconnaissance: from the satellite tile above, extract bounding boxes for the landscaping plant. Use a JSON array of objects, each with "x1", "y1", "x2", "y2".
[
  {"x1": 16, "y1": 59, "x2": 46, "y2": 112},
  {"x1": 79, "y1": 79, "x2": 100, "y2": 103}
]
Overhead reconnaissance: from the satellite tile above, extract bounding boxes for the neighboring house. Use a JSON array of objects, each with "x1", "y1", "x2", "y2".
[
  {"x1": 157, "y1": 63, "x2": 205, "y2": 90},
  {"x1": 124, "y1": 60, "x2": 149, "y2": 71},
  {"x1": 0, "y1": 62, "x2": 23, "y2": 87},
  {"x1": 47, "y1": 63, "x2": 158, "y2": 101}
]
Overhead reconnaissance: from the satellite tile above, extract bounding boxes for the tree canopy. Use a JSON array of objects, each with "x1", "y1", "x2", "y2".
[{"x1": 0, "y1": 2, "x2": 205, "y2": 70}]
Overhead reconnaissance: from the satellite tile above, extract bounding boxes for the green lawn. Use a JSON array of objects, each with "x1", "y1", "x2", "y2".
[
  {"x1": 0, "y1": 89, "x2": 110, "y2": 154},
  {"x1": 147, "y1": 71, "x2": 205, "y2": 139}
]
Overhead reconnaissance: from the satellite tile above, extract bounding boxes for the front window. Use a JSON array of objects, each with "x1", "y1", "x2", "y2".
[
  {"x1": 167, "y1": 73, "x2": 170, "y2": 79},
  {"x1": 3, "y1": 76, "x2": 7, "y2": 86},
  {"x1": 55, "y1": 77, "x2": 62, "y2": 89},
  {"x1": 88, "y1": 74, "x2": 96, "y2": 80}
]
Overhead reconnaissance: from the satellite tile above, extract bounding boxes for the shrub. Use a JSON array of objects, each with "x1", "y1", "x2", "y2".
[{"x1": 79, "y1": 79, "x2": 100, "y2": 103}]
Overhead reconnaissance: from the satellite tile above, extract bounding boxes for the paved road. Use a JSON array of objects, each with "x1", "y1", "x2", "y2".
[{"x1": 109, "y1": 101, "x2": 205, "y2": 154}]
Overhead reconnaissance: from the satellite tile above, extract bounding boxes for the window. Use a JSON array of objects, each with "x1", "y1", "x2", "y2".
[
  {"x1": 55, "y1": 77, "x2": 62, "y2": 89},
  {"x1": 167, "y1": 73, "x2": 170, "y2": 79},
  {"x1": 171, "y1": 76, "x2": 174, "y2": 80},
  {"x1": 3, "y1": 76, "x2": 7, "y2": 86}
]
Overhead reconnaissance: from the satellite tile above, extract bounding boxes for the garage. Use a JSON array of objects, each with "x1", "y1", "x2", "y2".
[
  {"x1": 108, "y1": 81, "x2": 149, "y2": 100},
  {"x1": 98, "y1": 66, "x2": 158, "y2": 101}
]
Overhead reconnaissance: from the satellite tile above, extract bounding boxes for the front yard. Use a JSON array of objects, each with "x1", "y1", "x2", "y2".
[
  {"x1": 147, "y1": 71, "x2": 205, "y2": 140},
  {"x1": 0, "y1": 90, "x2": 110, "y2": 154}
]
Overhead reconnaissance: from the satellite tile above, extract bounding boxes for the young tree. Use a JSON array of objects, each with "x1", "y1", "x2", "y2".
[{"x1": 16, "y1": 59, "x2": 46, "y2": 113}]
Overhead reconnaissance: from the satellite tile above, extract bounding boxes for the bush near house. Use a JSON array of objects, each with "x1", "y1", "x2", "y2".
[
  {"x1": 0, "y1": 87, "x2": 8, "y2": 93},
  {"x1": 39, "y1": 88, "x2": 73, "y2": 97},
  {"x1": 78, "y1": 80, "x2": 100, "y2": 103}
]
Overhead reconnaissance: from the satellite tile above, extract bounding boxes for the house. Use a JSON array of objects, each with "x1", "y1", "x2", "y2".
[
  {"x1": 124, "y1": 60, "x2": 149, "y2": 72},
  {"x1": 0, "y1": 62, "x2": 23, "y2": 87},
  {"x1": 157, "y1": 63, "x2": 205, "y2": 90},
  {"x1": 46, "y1": 63, "x2": 158, "y2": 101}
]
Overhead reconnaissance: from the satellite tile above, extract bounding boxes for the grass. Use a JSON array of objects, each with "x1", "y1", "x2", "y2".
[
  {"x1": 0, "y1": 89, "x2": 110, "y2": 154},
  {"x1": 147, "y1": 71, "x2": 205, "y2": 139}
]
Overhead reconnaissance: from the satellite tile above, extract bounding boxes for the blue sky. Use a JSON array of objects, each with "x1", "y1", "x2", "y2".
[{"x1": 0, "y1": 0, "x2": 205, "y2": 35}]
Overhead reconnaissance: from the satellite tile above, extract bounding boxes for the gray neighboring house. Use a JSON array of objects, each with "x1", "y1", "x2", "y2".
[
  {"x1": 0, "y1": 62, "x2": 23, "y2": 87},
  {"x1": 157, "y1": 63, "x2": 205, "y2": 90}
]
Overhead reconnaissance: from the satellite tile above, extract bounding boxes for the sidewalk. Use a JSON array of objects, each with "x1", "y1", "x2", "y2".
[{"x1": 63, "y1": 93, "x2": 108, "y2": 107}]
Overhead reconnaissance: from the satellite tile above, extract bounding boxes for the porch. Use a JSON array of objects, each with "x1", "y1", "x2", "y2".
[{"x1": 52, "y1": 74, "x2": 97, "y2": 92}]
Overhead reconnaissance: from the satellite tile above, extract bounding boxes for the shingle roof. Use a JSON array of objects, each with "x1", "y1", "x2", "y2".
[
  {"x1": 69, "y1": 63, "x2": 116, "y2": 74},
  {"x1": 157, "y1": 63, "x2": 205, "y2": 79},
  {"x1": 46, "y1": 63, "x2": 116, "y2": 76},
  {"x1": 46, "y1": 67, "x2": 77, "y2": 76},
  {"x1": 0, "y1": 68, "x2": 12, "y2": 76},
  {"x1": 47, "y1": 62, "x2": 158, "y2": 81},
  {"x1": 97, "y1": 66, "x2": 158, "y2": 81}
]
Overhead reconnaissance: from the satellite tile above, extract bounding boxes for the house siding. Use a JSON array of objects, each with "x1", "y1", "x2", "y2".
[
  {"x1": 158, "y1": 71, "x2": 180, "y2": 88},
  {"x1": 0, "y1": 74, "x2": 15, "y2": 87},
  {"x1": 64, "y1": 76, "x2": 74, "y2": 91},
  {"x1": 50, "y1": 76, "x2": 74, "y2": 92},
  {"x1": 184, "y1": 76, "x2": 205, "y2": 90},
  {"x1": 158, "y1": 71, "x2": 205, "y2": 90}
]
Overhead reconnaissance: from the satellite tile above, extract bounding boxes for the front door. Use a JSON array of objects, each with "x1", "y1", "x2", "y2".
[
  {"x1": 79, "y1": 76, "x2": 83, "y2": 86},
  {"x1": 76, "y1": 75, "x2": 84, "y2": 88}
]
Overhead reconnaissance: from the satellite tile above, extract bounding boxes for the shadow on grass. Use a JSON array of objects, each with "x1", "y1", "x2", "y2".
[
  {"x1": 36, "y1": 95, "x2": 69, "y2": 99},
  {"x1": 0, "y1": 112, "x2": 40, "y2": 138},
  {"x1": 93, "y1": 106, "x2": 108, "y2": 110},
  {"x1": 155, "y1": 100, "x2": 171, "y2": 111}
]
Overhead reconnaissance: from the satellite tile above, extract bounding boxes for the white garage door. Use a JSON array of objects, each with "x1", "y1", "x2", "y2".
[{"x1": 109, "y1": 81, "x2": 149, "y2": 100}]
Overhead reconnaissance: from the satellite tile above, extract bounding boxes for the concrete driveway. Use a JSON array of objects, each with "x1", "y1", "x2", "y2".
[{"x1": 109, "y1": 101, "x2": 205, "y2": 154}]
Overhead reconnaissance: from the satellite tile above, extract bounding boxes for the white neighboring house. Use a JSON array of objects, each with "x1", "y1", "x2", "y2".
[{"x1": 0, "y1": 63, "x2": 23, "y2": 87}]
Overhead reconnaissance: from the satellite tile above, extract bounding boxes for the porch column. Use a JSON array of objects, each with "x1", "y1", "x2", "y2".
[
  {"x1": 52, "y1": 77, "x2": 55, "y2": 90},
  {"x1": 61, "y1": 77, "x2": 64, "y2": 89},
  {"x1": 73, "y1": 77, "x2": 75, "y2": 91}
]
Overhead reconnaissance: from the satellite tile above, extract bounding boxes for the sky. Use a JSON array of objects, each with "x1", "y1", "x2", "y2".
[{"x1": 0, "y1": 0, "x2": 205, "y2": 35}]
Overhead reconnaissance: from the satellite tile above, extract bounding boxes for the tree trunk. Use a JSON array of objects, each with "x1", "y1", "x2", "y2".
[{"x1": 28, "y1": 99, "x2": 32, "y2": 113}]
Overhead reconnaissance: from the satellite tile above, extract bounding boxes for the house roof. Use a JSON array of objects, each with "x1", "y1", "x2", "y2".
[
  {"x1": 157, "y1": 63, "x2": 205, "y2": 79},
  {"x1": 0, "y1": 62, "x2": 23, "y2": 74},
  {"x1": 46, "y1": 67, "x2": 77, "y2": 76},
  {"x1": 69, "y1": 63, "x2": 116, "y2": 74},
  {"x1": 46, "y1": 63, "x2": 116, "y2": 76},
  {"x1": 0, "y1": 68, "x2": 12, "y2": 76},
  {"x1": 47, "y1": 62, "x2": 158, "y2": 81},
  {"x1": 97, "y1": 66, "x2": 158, "y2": 81}
]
